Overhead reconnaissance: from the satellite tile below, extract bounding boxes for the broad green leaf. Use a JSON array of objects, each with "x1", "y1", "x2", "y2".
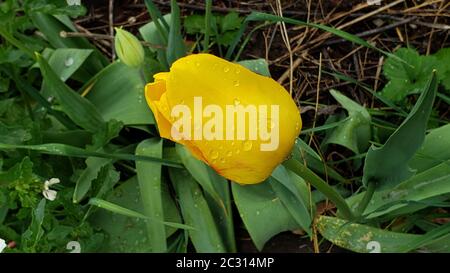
[
  {"x1": 175, "y1": 144, "x2": 236, "y2": 252},
  {"x1": 175, "y1": 144, "x2": 222, "y2": 203},
  {"x1": 136, "y1": 138, "x2": 167, "y2": 252},
  {"x1": 317, "y1": 216, "x2": 450, "y2": 253},
  {"x1": 45, "y1": 48, "x2": 93, "y2": 82},
  {"x1": 238, "y1": 59, "x2": 270, "y2": 77},
  {"x1": 166, "y1": 0, "x2": 186, "y2": 65},
  {"x1": 169, "y1": 168, "x2": 226, "y2": 253},
  {"x1": 232, "y1": 181, "x2": 298, "y2": 250},
  {"x1": 270, "y1": 165, "x2": 313, "y2": 235},
  {"x1": 362, "y1": 72, "x2": 438, "y2": 190},
  {"x1": 139, "y1": 14, "x2": 171, "y2": 51},
  {"x1": 143, "y1": 0, "x2": 169, "y2": 43},
  {"x1": 325, "y1": 90, "x2": 371, "y2": 154},
  {"x1": 90, "y1": 177, "x2": 182, "y2": 252},
  {"x1": 410, "y1": 124, "x2": 450, "y2": 173},
  {"x1": 84, "y1": 62, "x2": 154, "y2": 125},
  {"x1": 381, "y1": 48, "x2": 437, "y2": 103},
  {"x1": 354, "y1": 160, "x2": 450, "y2": 219},
  {"x1": 36, "y1": 53, "x2": 105, "y2": 133}
]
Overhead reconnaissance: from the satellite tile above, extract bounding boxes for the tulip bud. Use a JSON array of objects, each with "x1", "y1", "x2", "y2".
[{"x1": 114, "y1": 27, "x2": 145, "y2": 68}]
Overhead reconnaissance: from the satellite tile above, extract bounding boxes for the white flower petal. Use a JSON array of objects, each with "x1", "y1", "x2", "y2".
[
  {"x1": 43, "y1": 189, "x2": 57, "y2": 201},
  {"x1": 0, "y1": 239, "x2": 6, "y2": 253},
  {"x1": 47, "y1": 178, "x2": 60, "y2": 186},
  {"x1": 66, "y1": 0, "x2": 81, "y2": 6}
]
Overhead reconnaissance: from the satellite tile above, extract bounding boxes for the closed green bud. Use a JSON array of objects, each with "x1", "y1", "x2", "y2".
[{"x1": 114, "y1": 27, "x2": 145, "y2": 68}]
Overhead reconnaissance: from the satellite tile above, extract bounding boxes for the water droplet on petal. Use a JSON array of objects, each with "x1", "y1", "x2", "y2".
[
  {"x1": 235, "y1": 68, "x2": 241, "y2": 74},
  {"x1": 233, "y1": 80, "x2": 240, "y2": 87},
  {"x1": 235, "y1": 149, "x2": 241, "y2": 155},
  {"x1": 223, "y1": 66, "x2": 230, "y2": 73},
  {"x1": 195, "y1": 62, "x2": 200, "y2": 67},
  {"x1": 233, "y1": 98, "x2": 240, "y2": 105},
  {"x1": 243, "y1": 140, "x2": 253, "y2": 151},
  {"x1": 65, "y1": 57, "x2": 74, "y2": 67},
  {"x1": 209, "y1": 150, "x2": 219, "y2": 159},
  {"x1": 220, "y1": 158, "x2": 226, "y2": 163},
  {"x1": 231, "y1": 141, "x2": 236, "y2": 146}
]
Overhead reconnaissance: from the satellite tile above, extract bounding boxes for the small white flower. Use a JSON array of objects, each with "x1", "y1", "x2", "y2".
[
  {"x1": 66, "y1": 0, "x2": 81, "y2": 6},
  {"x1": 0, "y1": 238, "x2": 6, "y2": 253},
  {"x1": 43, "y1": 178, "x2": 60, "y2": 201}
]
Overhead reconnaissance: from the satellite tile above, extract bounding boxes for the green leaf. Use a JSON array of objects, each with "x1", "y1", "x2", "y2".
[
  {"x1": 22, "y1": 199, "x2": 46, "y2": 249},
  {"x1": 237, "y1": 59, "x2": 271, "y2": 77},
  {"x1": 136, "y1": 138, "x2": 167, "y2": 252},
  {"x1": 325, "y1": 90, "x2": 371, "y2": 154},
  {"x1": 219, "y1": 12, "x2": 243, "y2": 33},
  {"x1": 317, "y1": 215, "x2": 450, "y2": 253},
  {"x1": 167, "y1": 0, "x2": 186, "y2": 65},
  {"x1": 169, "y1": 168, "x2": 226, "y2": 253},
  {"x1": 362, "y1": 72, "x2": 438, "y2": 190},
  {"x1": 351, "y1": 160, "x2": 450, "y2": 219},
  {"x1": 434, "y1": 48, "x2": 450, "y2": 91},
  {"x1": 84, "y1": 62, "x2": 154, "y2": 125},
  {"x1": 90, "y1": 177, "x2": 184, "y2": 252},
  {"x1": 175, "y1": 144, "x2": 222, "y2": 204},
  {"x1": 139, "y1": 14, "x2": 171, "y2": 52},
  {"x1": 175, "y1": 144, "x2": 236, "y2": 252},
  {"x1": 270, "y1": 165, "x2": 313, "y2": 235},
  {"x1": 410, "y1": 124, "x2": 450, "y2": 173},
  {"x1": 29, "y1": 12, "x2": 108, "y2": 70},
  {"x1": 232, "y1": 181, "x2": 298, "y2": 250},
  {"x1": 36, "y1": 53, "x2": 106, "y2": 133},
  {"x1": 381, "y1": 48, "x2": 437, "y2": 103},
  {"x1": 0, "y1": 121, "x2": 32, "y2": 145},
  {"x1": 45, "y1": 48, "x2": 93, "y2": 82},
  {"x1": 0, "y1": 143, "x2": 183, "y2": 168}
]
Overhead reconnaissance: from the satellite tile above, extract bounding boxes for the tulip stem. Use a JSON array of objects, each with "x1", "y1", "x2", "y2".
[
  {"x1": 284, "y1": 158, "x2": 355, "y2": 221},
  {"x1": 355, "y1": 182, "x2": 376, "y2": 217}
]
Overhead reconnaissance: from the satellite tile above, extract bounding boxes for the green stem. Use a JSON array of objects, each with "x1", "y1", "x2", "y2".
[
  {"x1": 284, "y1": 158, "x2": 355, "y2": 220},
  {"x1": 355, "y1": 182, "x2": 376, "y2": 217},
  {"x1": 203, "y1": 0, "x2": 212, "y2": 52}
]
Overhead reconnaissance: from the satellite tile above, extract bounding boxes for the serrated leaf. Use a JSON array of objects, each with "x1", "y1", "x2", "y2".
[
  {"x1": 434, "y1": 48, "x2": 450, "y2": 91},
  {"x1": 362, "y1": 72, "x2": 438, "y2": 190},
  {"x1": 381, "y1": 48, "x2": 437, "y2": 102}
]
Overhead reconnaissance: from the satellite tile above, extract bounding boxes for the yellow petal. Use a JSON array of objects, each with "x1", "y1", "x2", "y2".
[{"x1": 145, "y1": 54, "x2": 302, "y2": 184}]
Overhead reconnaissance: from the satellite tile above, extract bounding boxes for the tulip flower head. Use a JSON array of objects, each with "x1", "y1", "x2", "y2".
[{"x1": 145, "y1": 54, "x2": 301, "y2": 184}]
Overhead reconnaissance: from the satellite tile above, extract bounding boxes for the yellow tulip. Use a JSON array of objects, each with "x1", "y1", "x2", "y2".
[{"x1": 145, "y1": 53, "x2": 301, "y2": 184}]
